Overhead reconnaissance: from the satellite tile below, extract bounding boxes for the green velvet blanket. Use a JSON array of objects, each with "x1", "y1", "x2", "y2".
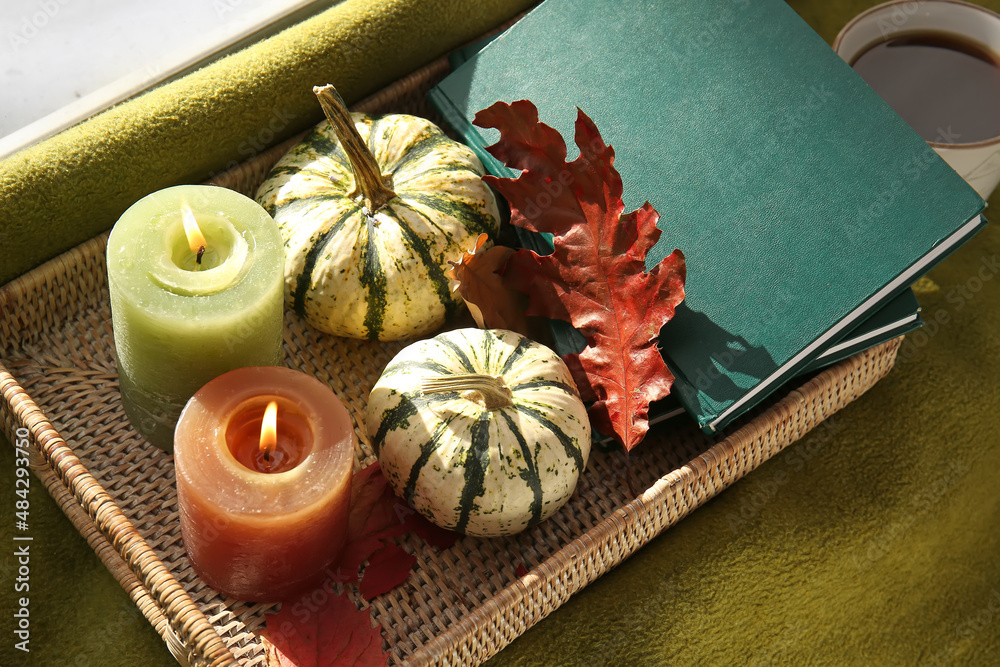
[{"x1": 2, "y1": 0, "x2": 999, "y2": 665}]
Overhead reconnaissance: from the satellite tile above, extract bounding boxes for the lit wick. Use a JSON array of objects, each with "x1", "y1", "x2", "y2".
[
  {"x1": 180, "y1": 200, "x2": 208, "y2": 268},
  {"x1": 259, "y1": 401, "x2": 279, "y2": 467}
]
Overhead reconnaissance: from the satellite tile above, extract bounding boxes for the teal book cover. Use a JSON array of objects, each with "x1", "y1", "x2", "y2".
[
  {"x1": 430, "y1": 0, "x2": 986, "y2": 434},
  {"x1": 802, "y1": 288, "x2": 923, "y2": 371}
]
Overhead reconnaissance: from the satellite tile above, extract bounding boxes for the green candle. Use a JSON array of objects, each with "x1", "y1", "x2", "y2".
[{"x1": 107, "y1": 185, "x2": 284, "y2": 451}]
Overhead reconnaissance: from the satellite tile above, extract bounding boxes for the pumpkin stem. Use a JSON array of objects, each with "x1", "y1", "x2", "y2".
[
  {"x1": 421, "y1": 374, "x2": 514, "y2": 410},
  {"x1": 313, "y1": 84, "x2": 397, "y2": 213}
]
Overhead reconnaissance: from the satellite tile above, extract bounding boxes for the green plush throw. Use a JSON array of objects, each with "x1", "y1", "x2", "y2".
[
  {"x1": 0, "y1": 1, "x2": 998, "y2": 665},
  {"x1": 0, "y1": 0, "x2": 534, "y2": 285}
]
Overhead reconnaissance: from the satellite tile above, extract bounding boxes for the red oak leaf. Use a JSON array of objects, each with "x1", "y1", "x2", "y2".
[
  {"x1": 446, "y1": 233, "x2": 526, "y2": 333},
  {"x1": 337, "y1": 463, "x2": 400, "y2": 577},
  {"x1": 261, "y1": 592, "x2": 388, "y2": 667},
  {"x1": 410, "y1": 519, "x2": 460, "y2": 551},
  {"x1": 474, "y1": 100, "x2": 686, "y2": 451},
  {"x1": 262, "y1": 464, "x2": 460, "y2": 665},
  {"x1": 347, "y1": 462, "x2": 401, "y2": 542},
  {"x1": 359, "y1": 544, "x2": 417, "y2": 600},
  {"x1": 339, "y1": 463, "x2": 458, "y2": 579}
]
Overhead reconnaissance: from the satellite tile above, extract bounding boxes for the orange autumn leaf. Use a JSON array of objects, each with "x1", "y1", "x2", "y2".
[{"x1": 447, "y1": 233, "x2": 528, "y2": 335}]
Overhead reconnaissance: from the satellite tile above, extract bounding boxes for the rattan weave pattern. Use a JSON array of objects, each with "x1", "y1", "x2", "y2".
[{"x1": 0, "y1": 53, "x2": 903, "y2": 666}]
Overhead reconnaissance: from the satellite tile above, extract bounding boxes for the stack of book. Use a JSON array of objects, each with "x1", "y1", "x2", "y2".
[{"x1": 429, "y1": 0, "x2": 986, "y2": 436}]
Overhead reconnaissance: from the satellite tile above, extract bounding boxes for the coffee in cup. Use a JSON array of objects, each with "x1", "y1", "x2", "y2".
[{"x1": 835, "y1": 0, "x2": 1000, "y2": 198}]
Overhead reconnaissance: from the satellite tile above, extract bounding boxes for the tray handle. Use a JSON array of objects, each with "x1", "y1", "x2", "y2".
[{"x1": 0, "y1": 366, "x2": 237, "y2": 667}]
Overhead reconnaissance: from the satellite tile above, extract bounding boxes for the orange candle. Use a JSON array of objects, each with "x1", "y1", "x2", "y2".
[{"x1": 174, "y1": 366, "x2": 354, "y2": 601}]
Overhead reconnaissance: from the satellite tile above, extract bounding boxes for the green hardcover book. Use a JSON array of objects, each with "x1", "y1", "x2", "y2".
[
  {"x1": 450, "y1": 32, "x2": 927, "y2": 374},
  {"x1": 429, "y1": 0, "x2": 986, "y2": 434},
  {"x1": 803, "y1": 288, "x2": 923, "y2": 371}
]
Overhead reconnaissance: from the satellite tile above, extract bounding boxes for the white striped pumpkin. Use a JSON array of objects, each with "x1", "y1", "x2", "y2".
[
  {"x1": 366, "y1": 328, "x2": 592, "y2": 537},
  {"x1": 255, "y1": 85, "x2": 500, "y2": 341}
]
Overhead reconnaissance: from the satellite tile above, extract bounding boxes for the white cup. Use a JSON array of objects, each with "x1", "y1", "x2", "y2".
[{"x1": 834, "y1": 0, "x2": 1000, "y2": 199}]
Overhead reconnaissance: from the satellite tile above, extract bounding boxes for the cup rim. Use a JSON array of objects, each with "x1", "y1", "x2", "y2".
[{"x1": 833, "y1": 0, "x2": 1000, "y2": 149}]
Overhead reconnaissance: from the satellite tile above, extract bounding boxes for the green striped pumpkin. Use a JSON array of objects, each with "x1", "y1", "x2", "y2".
[
  {"x1": 366, "y1": 328, "x2": 592, "y2": 537},
  {"x1": 255, "y1": 85, "x2": 500, "y2": 341}
]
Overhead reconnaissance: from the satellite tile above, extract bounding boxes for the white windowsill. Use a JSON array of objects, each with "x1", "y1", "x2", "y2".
[{"x1": 0, "y1": 0, "x2": 338, "y2": 161}]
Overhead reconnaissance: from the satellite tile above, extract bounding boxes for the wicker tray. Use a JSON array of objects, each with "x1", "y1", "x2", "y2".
[{"x1": 0, "y1": 53, "x2": 903, "y2": 667}]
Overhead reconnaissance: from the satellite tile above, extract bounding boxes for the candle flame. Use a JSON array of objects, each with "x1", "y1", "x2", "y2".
[
  {"x1": 180, "y1": 199, "x2": 208, "y2": 257},
  {"x1": 260, "y1": 401, "x2": 278, "y2": 459}
]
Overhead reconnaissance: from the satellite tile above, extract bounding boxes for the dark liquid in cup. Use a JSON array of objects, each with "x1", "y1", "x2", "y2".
[{"x1": 851, "y1": 32, "x2": 1000, "y2": 144}]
